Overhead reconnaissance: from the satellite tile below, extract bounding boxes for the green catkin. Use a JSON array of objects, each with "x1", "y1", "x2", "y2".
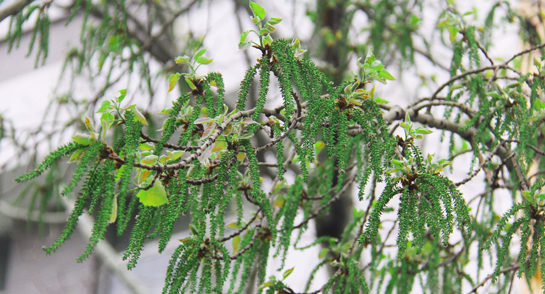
[
  {"x1": 124, "y1": 205, "x2": 157, "y2": 269},
  {"x1": 305, "y1": 259, "x2": 329, "y2": 292},
  {"x1": 198, "y1": 257, "x2": 213, "y2": 294},
  {"x1": 116, "y1": 156, "x2": 134, "y2": 235},
  {"x1": 256, "y1": 241, "x2": 270, "y2": 294},
  {"x1": 201, "y1": 81, "x2": 217, "y2": 118},
  {"x1": 235, "y1": 239, "x2": 260, "y2": 294},
  {"x1": 227, "y1": 228, "x2": 255, "y2": 294},
  {"x1": 206, "y1": 72, "x2": 225, "y2": 112},
  {"x1": 539, "y1": 222, "x2": 545, "y2": 292},
  {"x1": 86, "y1": 164, "x2": 105, "y2": 215},
  {"x1": 242, "y1": 140, "x2": 276, "y2": 241},
  {"x1": 396, "y1": 188, "x2": 410, "y2": 258},
  {"x1": 77, "y1": 160, "x2": 116, "y2": 262},
  {"x1": 250, "y1": 57, "x2": 270, "y2": 133},
  {"x1": 518, "y1": 213, "x2": 532, "y2": 278},
  {"x1": 15, "y1": 142, "x2": 83, "y2": 183},
  {"x1": 273, "y1": 124, "x2": 285, "y2": 180},
  {"x1": 276, "y1": 176, "x2": 303, "y2": 267},
  {"x1": 159, "y1": 176, "x2": 188, "y2": 253},
  {"x1": 361, "y1": 184, "x2": 399, "y2": 244},
  {"x1": 236, "y1": 65, "x2": 258, "y2": 111},
  {"x1": 483, "y1": 202, "x2": 527, "y2": 250},
  {"x1": 210, "y1": 151, "x2": 234, "y2": 240},
  {"x1": 116, "y1": 111, "x2": 142, "y2": 235},
  {"x1": 163, "y1": 244, "x2": 185, "y2": 293},
  {"x1": 178, "y1": 96, "x2": 203, "y2": 146},
  {"x1": 154, "y1": 93, "x2": 191, "y2": 155},
  {"x1": 44, "y1": 177, "x2": 94, "y2": 254},
  {"x1": 492, "y1": 217, "x2": 524, "y2": 282},
  {"x1": 61, "y1": 142, "x2": 103, "y2": 195}
]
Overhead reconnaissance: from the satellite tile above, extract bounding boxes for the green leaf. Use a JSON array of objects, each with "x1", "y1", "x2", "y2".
[
  {"x1": 159, "y1": 107, "x2": 172, "y2": 114},
  {"x1": 190, "y1": 224, "x2": 199, "y2": 235},
  {"x1": 283, "y1": 267, "x2": 294, "y2": 280},
  {"x1": 239, "y1": 31, "x2": 250, "y2": 45},
  {"x1": 175, "y1": 55, "x2": 190, "y2": 64},
  {"x1": 263, "y1": 35, "x2": 273, "y2": 46},
  {"x1": 318, "y1": 248, "x2": 330, "y2": 259},
  {"x1": 179, "y1": 237, "x2": 194, "y2": 243},
  {"x1": 168, "y1": 73, "x2": 181, "y2": 93},
  {"x1": 69, "y1": 147, "x2": 88, "y2": 162},
  {"x1": 378, "y1": 70, "x2": 396, "y2": 80},
  {"x1": 522, "y1": 191, "x2": 535, "y2": 204},
  {"x1": 194, "y1": 48, "x2": 207, "y2": 61},
  {"x1": 136, "y1": 181, "x2": 168, "y2": 206},
  {"x1": 197, "y1": 56, "x2": 213, "y2": 65},
  {"x1": 72, "y1": 133, "x2": 92, "y2": 146},
  {"x1": 169, "y1": 150, "x2": 185, "y2": 161},
  {"x1": 115, "y1": 165, "x2": 126, "y2": 182},
  {"x1": 109, "y1": 195, "x2": 118, "y2": 223},
  {"x1": 131, "y1": 107, "x2": 148, "y2": 125},
  {"x1": 415, "y1": 127, "x2": 433, "y2": 134},
  {"x1": 233, "y1": 235, "x2": 240, "y2": 253},
  {"x1": 212, "y1": 135, "x2": 228, "y2": 152},
  {"x1": 448, "y1": 27, "x2": 459, "y2": 42},
  {"x1": 400, "y1": 122, "x2": 411, "y2": 131},
  {"x1": 534, "y1": 98, "x2": 545, "y2": 111},
  {"x1": 392, "y1": 159, "x2": 404, "y2": 168},
  {"x1": 258, "y1": 281, "x2": 275, "y2": 290},
  {"x1": 117, "y1": 89, "x2": 127, "y2": 103},
  {"x1": 139, "y1": 142, "x2": 155, "y2": 151},
  {"x1": 185, "y1": 77, "x2": 196, "y2": 90},
  {"x1": 226, "y1": 222, "x2": 242, "y2": 229},
  {"x1": 374, "y1": 97, "x2": 389, "y2": 103},
  {"x1": 141, "y1": 155, "x2": 158, "y2": 165},
  {"x1": 249, "y1": 1, "x2": 266, "y2": 19},
  {"x1": 84, "y1": 117, "x2": 95, "y2": 133},
  {"x1": 97, "y1": 100, "x2": 111, "y2": 113},
  {"x1": 268, "y1": 17, "x2": 282, "y2": 25}
]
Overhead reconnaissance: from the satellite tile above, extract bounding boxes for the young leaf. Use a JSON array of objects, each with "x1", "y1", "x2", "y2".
[
  {"x1": 197, "y1": 56, "x2": 213, "y2": 65},
  {"x1": 109, "y1": 195, "x2": 118, "y2": 223},
  {"x1": 168, "y1": 73, "x2": 181, "y2": 93},
  {"x1": 378, "y1": 69, "x2": 396, "y2": 80},
  {"x1": 136, "y1": 181, "x2": 168, "y2": 206},
  {"x1": 268, "y1": 17, "x2": 282, "y2": 25},
  {"x1": 190, "y1": 224, "x2": 199, "y2": 235},
  {"x1": 185, "y1": 77, "x2": 196, "y2": 90},
  {"x1": 226, "y1": 222, "x2": 242, "y2": 229},
  {"x1": 69, "y1": 147, "x2": 87, "y2": 162},
  {"x1": 141, "y1": 155, "x2": 158, "y2": 165},
  {"x1": 139, "y1": 142, "x2": 155, "y2": 151},
  {"x1": 233, "y1": 235, "x2": 240, "y2": 253},
  {"x1": 72, "y1": 133, "x2": 92, "y2": 146},
  {"x1": 117, "y1": 89, "x2": 127, "y2": 103},
  {"x1": 194, "y1": 48, "x2": 207, "y2": 61},
  {"x1": 249, "y1": 1, "x2": 266, "y2": 19},
  {"x1": 175, "y1": 55, "x2": 190, "y2": 64},
  {"x1": 212, "y1": 135, "x2": 228, "y2": 152},
  {"x1": 239, "y1": 31, "x2": 250, "y2": 45},
  {"x1": 415, "y1": 127, "x2": 433, "y2": 134},
  {"x1": 131, "y1": 107, "x2": 148, "y2": 125},
  {"x1": 318, "y1": 248, "x2": 330, "y2": 259},
  {"x1": 283, "y1": 267, "x2": 294, "y2": 280},
  {"x1": 97, "y1": 100, "x2": 111, "y2": 113}
]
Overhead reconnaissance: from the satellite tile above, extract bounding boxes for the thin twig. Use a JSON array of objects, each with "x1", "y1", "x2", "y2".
[{"x1": 467, "y1": 263, "x2": 519, "y2": 293}]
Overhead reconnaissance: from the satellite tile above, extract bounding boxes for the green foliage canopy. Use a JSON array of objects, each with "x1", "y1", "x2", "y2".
[{"x1": 4, "y1": 0, "x2": 545, "y2": 293}]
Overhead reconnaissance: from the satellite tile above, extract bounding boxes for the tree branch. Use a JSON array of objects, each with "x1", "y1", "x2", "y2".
[{"x1": 0, "y1": 0, "x2": 34, "y2": 23}]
